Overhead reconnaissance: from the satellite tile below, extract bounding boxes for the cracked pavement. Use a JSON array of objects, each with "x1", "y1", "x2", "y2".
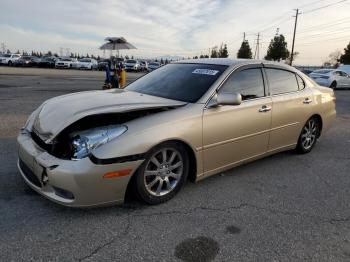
[{"x1": 0, "y1": 68, "x2": 349, "y2": 261}]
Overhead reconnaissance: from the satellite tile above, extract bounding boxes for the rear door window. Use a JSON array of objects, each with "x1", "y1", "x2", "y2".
[
  {"x1": 266, "y1": 69, "x2": 299, "y2": 95},
  {"x1": 220, "y1": 68, "x2": 265, "y2": 100}
]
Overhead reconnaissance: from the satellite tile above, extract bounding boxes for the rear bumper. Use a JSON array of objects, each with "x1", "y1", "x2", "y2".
[{"x1": 17, "y1": 131, "x2": 143, "y2": 207}]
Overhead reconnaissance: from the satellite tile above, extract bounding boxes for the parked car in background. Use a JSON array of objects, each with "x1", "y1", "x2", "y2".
[
  {"x1": 147, "y1": 62, "x2": 161, "y2": 72},
  {"x1": 309, "y1": 69, "x2": 350, "y2": 89},
  {"x1": 0, "y1": 54, "x2": 21, "y2": 66},
  {"x1": 17, "y1": 59, "x2": 336, "y2": 206},
  {"x1": 55, "y1": 57, "x2": 77, "y2": 69},
  {"x1": 14, "y1": 56, "x2": 40, "y2": 67},
  {"x1": 98, "y1": 59, "x2": 109, "y2": 71},
  {"x1": 38, "y1": 56, "x2": 57, "y2": 68},
  {"x1": 77, "y1": 58, "x2": 98, "y2": 70},
  {"x1": 139, "y1": 61, "x2": 148, "y2": 71},
  {"x1": 300, "y1": 69, "x2": 313, "y2": 75},
  {"x1": 125, "y1": 59, "x2": 140, "y2": 71}
]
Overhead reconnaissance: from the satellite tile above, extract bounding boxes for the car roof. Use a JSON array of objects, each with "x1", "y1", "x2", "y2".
[{"x1": 174, "y1": 58, "x2": 297, "y2": 71}]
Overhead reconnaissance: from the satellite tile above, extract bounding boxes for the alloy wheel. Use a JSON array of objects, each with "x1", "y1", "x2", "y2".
[
  {"x1": 143, "y1": 148, "x2": 183, "y2": 196},
  {"x1": 301, "y1": 119, "x2": 318, "y2": 150}
]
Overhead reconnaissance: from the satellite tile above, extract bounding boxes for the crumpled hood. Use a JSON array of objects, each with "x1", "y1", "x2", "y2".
[{"x1": 32, "y1": 89, "x2": 186, "y2": 142}]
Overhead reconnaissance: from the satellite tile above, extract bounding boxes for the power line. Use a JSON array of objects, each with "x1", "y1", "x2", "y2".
[
  {"x1": 297, "y1": 35, "x2": 350, "y2": 45},
  {"x1": 246, "y1": 10, "x2": 293, "y2": 34},
  {"x1": 298, "y1": 0, "x2": 330, "y2": 8},
  {"x1": 298, "y1": 18, "x2": 350, "y2": 33},
  {"x1": 298, "y1": 26, "x2": 350, "y2": 38},
  {"x1": 302, "y1": 0, "x2": 348, "y2": 14}
]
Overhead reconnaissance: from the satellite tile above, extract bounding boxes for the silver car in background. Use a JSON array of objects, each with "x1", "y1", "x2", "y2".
[
  {"x1": 125, "y1": 59, "x2": 140, "y2": 71},
  {"x1": 76, "y1": 58, "x2": 98, "y2": 70},
  {"x1": 309, "y1": 69, "x2": 350, "y2": 89},
  {"x1": 147, "y1": 62, "x2": 161, "y2": 72}
]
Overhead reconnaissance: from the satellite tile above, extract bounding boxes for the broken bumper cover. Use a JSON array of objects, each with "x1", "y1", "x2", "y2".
[{"x1": 17, "y1": 132, "x2": 144, "y2": 207}]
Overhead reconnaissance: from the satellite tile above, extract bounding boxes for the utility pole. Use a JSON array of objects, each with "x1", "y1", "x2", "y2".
[
  {"x1": 243, "y1": 32, "x2": 246, "y2": 42},
  {"x1": 254, "y1": 33, "x2": 260, "y2": 59},
  {"x1": 290, "y1": 8, "x2": 299, "y2": 66}
]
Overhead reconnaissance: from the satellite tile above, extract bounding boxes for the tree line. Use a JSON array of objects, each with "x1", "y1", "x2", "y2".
[{"x1": 193, "y1": 37, "x2": 350, "y2": 65}]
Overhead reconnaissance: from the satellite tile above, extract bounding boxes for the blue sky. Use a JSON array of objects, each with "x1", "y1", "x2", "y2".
[{"x1": 0, "y1": 0, "x2": 349, "y2": 64}]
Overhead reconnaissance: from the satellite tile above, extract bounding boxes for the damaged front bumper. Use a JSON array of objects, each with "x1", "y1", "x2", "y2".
[{"x1": 17, "y1": 131, "x2": 144, "y2": 207}]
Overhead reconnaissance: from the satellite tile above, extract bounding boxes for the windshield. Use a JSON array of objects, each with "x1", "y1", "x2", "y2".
[
  {"x1": 126, "y1": 60, "x2": 136, "y2": 63},
  {"x1": 126, "y1": 63, "x2": 228, "y2": 103},
  {"x1": 61, "y1": 58, "x2": 72, "y2": 61},
  {"x1": 149, "y1": 62, "x2": 160, "y2": 66},
  {"x1": 3, "y1": 54, "x2": 11, "y2": 58},
  {"x1": 80, "y1": 59, "x2": 90, "y2": 62}
]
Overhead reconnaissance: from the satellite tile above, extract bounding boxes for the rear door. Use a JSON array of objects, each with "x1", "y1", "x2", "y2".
[
  {"x1": 265, "y1": 67, "x2": 313, "y2": 151},
  {"x1": 202, "y1": 65, "x2": 272, "y2": 175}
]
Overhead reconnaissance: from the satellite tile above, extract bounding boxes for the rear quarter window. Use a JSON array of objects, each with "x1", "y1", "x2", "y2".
[
  {"x1": 266, "y1": 69, "x2": 299, "y2": 95},
  {"x1": 296, "y1": 75, "x2": 306, "y2": 90}
]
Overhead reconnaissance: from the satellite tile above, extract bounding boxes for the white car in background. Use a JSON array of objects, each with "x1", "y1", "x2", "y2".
[
  {"x1": 0, "y1": 54, "x2": 21, "y2": 66},
  {"x1": 125, "y1": 59, "x2": 140, "y2": 71},
  {"x1": 139, "y1": 60, "x2": 148, "y2": 71},
  {"x1": 77, "y1": 58, "x2": 98, "y2": 70},
  {"x1": 147, "y1": 62, "x2": 161, "y2": 72},
  {"x1": 309, "y1": 69, "x2": 350, "y2": 89},
  {"x1": 55, "y1": 58, "x2": 77, "y2": 69}
]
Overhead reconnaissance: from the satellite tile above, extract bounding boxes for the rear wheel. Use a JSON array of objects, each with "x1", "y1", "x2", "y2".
[
  {"x1": 133, "y1": 142, "x2": 189, "y2": 204},
  {"x1": 330, "y1": 81, "x2": 337, "y2": 89},
  {"x1": 8, "y1": 61, "x2": 12, "y2": 66},
  {"x1": 296, "y1": 117, "x2": 321, "y2": 154}
]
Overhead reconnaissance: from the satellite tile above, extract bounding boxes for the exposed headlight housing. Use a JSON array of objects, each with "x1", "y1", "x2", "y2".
[{"x1": 70, "y1": 125, "x2": 127, "y2": 160}]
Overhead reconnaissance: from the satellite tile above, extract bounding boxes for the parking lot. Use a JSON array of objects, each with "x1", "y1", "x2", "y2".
[{"x1": 0, "y1": 67, "x2": 349, "y2": 261}]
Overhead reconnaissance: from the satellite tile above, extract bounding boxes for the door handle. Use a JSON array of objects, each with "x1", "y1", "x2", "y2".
[
  {"x1": 259, "y1": 105, "x2": 271, "y2": 112},
  {"x1": 303, "y1": 98, "x2": 312, "y2": 104}
]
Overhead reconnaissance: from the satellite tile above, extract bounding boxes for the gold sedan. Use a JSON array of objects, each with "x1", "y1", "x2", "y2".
[{"x1": 17, "y1": 59, "x2": 336, "y2": 206}]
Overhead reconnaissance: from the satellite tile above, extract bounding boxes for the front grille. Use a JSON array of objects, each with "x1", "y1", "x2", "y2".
[{"x1": 19, "y1": 159, "x2": 42, "y2": 188}]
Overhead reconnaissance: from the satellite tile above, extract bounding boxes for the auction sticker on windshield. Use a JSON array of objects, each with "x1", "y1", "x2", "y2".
[{"x1": 192, "y1": 69, "x2": 219, "y2": 75}]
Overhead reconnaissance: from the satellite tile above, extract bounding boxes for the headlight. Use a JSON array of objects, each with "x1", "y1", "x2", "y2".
[{"x1": 70, "y1": 125, "x2": 127, "y2": 160}]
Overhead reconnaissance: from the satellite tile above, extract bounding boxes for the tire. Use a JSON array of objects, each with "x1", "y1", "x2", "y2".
[
  {"x1": 296, "y1": 117, "x2": 321, "y2": 154},
  {"x1": 133, "y1": 142, "x2": 189, "y2": 205},
  {"x1": 330, "y1": 81, "x2": 337, "y2": 90},
  {"x1": 8, "y1": 61, "x2": 12, "y2": 66}
]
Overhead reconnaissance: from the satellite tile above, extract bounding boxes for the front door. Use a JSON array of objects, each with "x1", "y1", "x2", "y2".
[{"x1": 202, "y1": 66, "x2": 272, "y2": 176}]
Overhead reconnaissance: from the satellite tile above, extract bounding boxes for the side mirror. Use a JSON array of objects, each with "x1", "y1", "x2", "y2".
[
  {"x1": 217, "y1": 92, "x2": 242, "y2": 106},
  {"x1": 208, "y1": 92, "x2": 242, "y2": 108}
]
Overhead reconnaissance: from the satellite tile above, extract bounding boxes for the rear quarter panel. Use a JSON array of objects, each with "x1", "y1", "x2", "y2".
[{"x1": 311, "y1": 85, "x2": 336, "y2": 132}]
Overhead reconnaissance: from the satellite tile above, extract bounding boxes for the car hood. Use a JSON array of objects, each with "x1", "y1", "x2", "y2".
[{"x1": 32, "y1": 89, "x2": 186, "y2": 142}]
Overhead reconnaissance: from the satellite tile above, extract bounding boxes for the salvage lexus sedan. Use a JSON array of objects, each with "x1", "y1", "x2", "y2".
[{"x1": 17, "y1": 59, "x2": 336, "y2": 207}]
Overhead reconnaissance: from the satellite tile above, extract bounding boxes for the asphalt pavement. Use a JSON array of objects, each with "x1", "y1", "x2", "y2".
[{"x1": 0, "y1": 67, "x2": 349, "y2": 262}]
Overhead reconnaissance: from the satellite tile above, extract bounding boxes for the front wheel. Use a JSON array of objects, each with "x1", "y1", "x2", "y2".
[
  {"x1": 296, "y1": 117, "x2": 321, "y2": 154},
  {"x1": 133, "y1": 142, "x2": 189, "y2": 204},
  {"x1": 330, "y1": 81, "x2": 337, "y2": 89}
]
